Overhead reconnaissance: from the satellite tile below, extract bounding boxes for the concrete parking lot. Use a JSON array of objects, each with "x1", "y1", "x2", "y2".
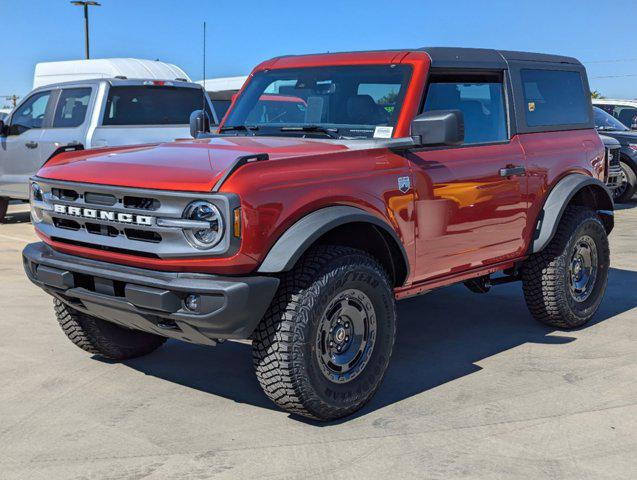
[{"x1": 1, "y1": 201, "x2": 635, "y2": 480}]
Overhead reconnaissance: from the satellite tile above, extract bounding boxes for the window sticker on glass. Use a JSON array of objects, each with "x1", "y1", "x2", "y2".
[
  {"x1": 373, "y1": 126, "x2": 393, "y2": 138},
  {"x1": 528, "y1": 102, "x2": 536, "y2": 112}
]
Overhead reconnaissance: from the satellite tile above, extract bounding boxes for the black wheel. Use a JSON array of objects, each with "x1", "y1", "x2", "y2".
[
  {"x1": 0, "y1": 197, "x2": 8, "y2": 223},
  {"x1": 522, "y1": 206, "x2": 610, "y2": 329},
  {"x1": 252, "y1": 245, "x2": 396, "y2": 420},
  {"x1": 54, "y1": 299, "x2": 167, "y2": 360},
  {"x1": 613, "y1": 161, "x2": 636, "y2": 203}
]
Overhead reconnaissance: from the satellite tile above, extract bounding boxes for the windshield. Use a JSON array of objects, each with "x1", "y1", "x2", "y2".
[
  {"x1": 593, "y1": 106, "x2": 628, "y2": 132},
  {"x1": 224, "y1": 65, "x2": 412, "y2": 139}
]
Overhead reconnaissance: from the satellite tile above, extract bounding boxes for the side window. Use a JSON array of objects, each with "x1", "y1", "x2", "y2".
[
  {"x1": 424, "y1": 74, "x2": 507, "y2": 144},
  {"x1": 53, "y1": 88, "x2": 91, "y2": 128},
  {"x1": 614, "y1": 106, "x2": 637, "y2": 128},
  {"x1": 9, "y1": 90, "x2": 53, "y2": 135},
  {"x1": 520, "y1": 69, "x2": 589, "y2": 127}
]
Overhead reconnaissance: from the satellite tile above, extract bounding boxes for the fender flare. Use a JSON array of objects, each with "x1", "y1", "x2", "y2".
[
  {"x1": 530, "y1": 174, "x2": 613, "y2": 254},
  {"x1": 257, "y1": 205, "x2": 409, "y2": 275}
]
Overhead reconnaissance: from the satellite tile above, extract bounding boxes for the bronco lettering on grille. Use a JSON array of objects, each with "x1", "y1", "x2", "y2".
[{"x1": 53, "y1": 204, "x2": 153, "y2": 226}]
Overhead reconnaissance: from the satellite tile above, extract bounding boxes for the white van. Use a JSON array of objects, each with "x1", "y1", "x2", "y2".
[
  {"x1": 0, "y1": 77, "x2": 214, "y2": 217},
  {"x1": 33, "y1": 58, "x2": 191, "y2": 89}
]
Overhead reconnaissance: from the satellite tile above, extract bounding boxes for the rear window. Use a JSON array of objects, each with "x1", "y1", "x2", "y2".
[
  {"x1": 521, "y1": 69, "x2": 589, "y2": 127},
  {"x1": 102, "y1": 86, "x2": 208, "y2": 126}
]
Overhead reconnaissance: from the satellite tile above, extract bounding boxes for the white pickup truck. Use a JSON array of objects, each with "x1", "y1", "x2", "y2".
[{"x1": 0, "y1": 78, "x2": 215, "y2": 219}]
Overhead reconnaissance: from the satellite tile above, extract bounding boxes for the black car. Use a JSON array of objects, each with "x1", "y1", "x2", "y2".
[{"x1": 594, "y1": 106, "x2": 637, "y2": 202}]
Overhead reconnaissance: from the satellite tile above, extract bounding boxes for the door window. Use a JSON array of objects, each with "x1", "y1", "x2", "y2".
[
  {"x1": 424, "y1": 74, "x2": 507, "y2": 144},
  {"x1": 613, "y1": 106, "x2": 637, "y2": 128},
  {"x1": 9, "y1": 91, "x2": 52, "y2": 135},
  {"x1": 53, "y1": 88, "x2": 92, "y2": 128}
]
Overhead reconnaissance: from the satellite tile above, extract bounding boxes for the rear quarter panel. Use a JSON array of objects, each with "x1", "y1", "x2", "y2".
[{"x1": 518, "y1": 129, "x2": 605, "y2": 241}]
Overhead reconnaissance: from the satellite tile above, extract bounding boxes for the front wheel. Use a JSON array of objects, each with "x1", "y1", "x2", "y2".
[
  {"x1": 613, "y1": 161, "x2": 636, "y2": 203},
  {"x1": 522, "y1": 206, "x2": 610, "y2": 329},
  {"x1": 54, "y1": 299, "x2": 167, "y2": 360},
  {"x1": 252, "y1": 246, "x2": 396, "y2": 420}
]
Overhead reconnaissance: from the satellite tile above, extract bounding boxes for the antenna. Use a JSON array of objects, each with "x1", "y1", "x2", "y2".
[{"x1": 202, "y1": 21, "x2": 206, "y2": 117}]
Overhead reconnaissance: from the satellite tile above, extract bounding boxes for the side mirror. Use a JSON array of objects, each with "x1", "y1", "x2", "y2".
[
  {"x1": 411, "y1": 110, "x2": 464, "y2": 147},
  {"x1": 0, "y1": 120, "x2": 7, "y2": 136},
  {"x1": 189, "y1": 110, "x2": 210, "y2": 138}
]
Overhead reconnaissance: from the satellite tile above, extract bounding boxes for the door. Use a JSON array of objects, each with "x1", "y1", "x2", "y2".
[
  {"x1": 408, "y1": 73, "x2": 528, "y2": 282},
  {"x1": 38, "y1": 87, "x2": 93, "y2": 162},
  {"x1": 0, "y1": 90, "x2": 54, "y2": 199}
]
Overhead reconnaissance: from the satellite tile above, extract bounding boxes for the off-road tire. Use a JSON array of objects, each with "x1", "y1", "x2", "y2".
[
  {"x1": 54, "y1": 299, "x2": 167, "y2": 359},
  {"x1": 0, "y1": 197, "x2": 9, "y2": 223},
  {"x1": 252, "y1": 245, "x2": 396, "y2": 420},
  {"x1": 522, "y1": 206, "x2": 609, "y2": 329},
  {"x1": 613, "y1": 161, "x2": 636, "y2": 204}
]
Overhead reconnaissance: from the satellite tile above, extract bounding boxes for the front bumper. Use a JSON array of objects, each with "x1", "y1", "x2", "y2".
[{"x1": 23, "y1": 242, "x2": 279, "y2": 345}]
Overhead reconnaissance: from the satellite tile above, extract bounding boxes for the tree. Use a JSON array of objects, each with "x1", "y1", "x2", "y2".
[{"x1": 590, "y1": 90, "x2": 605, "y2": 99}]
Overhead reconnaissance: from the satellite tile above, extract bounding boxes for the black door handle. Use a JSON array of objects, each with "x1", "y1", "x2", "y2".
[
  {"x1": 500, "y1": 165, "x2": 526, "y2": 177},
  {"x1": 25, "y1": 141, "x2": 38, "y2": 149}
]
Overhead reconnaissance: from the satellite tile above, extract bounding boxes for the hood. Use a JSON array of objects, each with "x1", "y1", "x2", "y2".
[
  {"x1": 598, "y1": 129, "x2": 637, "y2": 146},
  {"x1": 37, "y1": 136, "x2": 353, "y2": 192}
]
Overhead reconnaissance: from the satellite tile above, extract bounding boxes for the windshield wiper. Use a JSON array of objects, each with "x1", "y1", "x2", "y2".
[
  {"x1": 279, "y1": 125, "x2": 340, "y2": 139},
  {"x1": 219, "y1": 125, "x2": 260, "y2": 135}
]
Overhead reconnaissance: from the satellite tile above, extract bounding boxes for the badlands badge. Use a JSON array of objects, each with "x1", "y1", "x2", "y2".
[{"x1": 398, "y1": 176, "x2": 411, "y2": 194}]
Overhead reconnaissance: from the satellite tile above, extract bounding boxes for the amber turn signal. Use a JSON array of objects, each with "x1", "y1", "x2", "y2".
[{"x1": 233, "y1": 208, "x2": 241, "y2": 237}]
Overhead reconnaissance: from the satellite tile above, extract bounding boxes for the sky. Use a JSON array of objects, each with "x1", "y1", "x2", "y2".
[{"x1": 1, "y1": 0, "x2": 636, "y2": 107}]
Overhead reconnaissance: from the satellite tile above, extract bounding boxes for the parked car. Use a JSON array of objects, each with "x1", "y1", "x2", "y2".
[
  {"x1": 593, "y1": 106, "x2": 637, "y2": 202},
  {"x1": 593, "y1": 99, "x2": 637, "y2": 130},
  {"x1": 23, "y1": 47, "x2": 613, "y2": 421},
  {"x1": 0, "y1": 78, "x2": 215, "y2": 220}
]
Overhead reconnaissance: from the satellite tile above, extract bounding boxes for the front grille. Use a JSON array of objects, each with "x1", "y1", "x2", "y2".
[
  {"x1": 51, "y1": 237, "x2": 162, "y2": 258},
  {"x1": 608, "y1": 147, "x2": 620, "y2": 167},
  {"x1": 52, "y1": 188, "x2": 79, "y2": 201},
  {"x1": 123, "y1": 196, "x2": 160, "y2": 210},
  {"x1": 31, "y1": 178, "x2": 240, "y2": 259}
]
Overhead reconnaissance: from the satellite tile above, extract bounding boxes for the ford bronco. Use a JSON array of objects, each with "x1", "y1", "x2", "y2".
[{"x1": 23, "y1": 48, "x2": 613, "y2": 420}]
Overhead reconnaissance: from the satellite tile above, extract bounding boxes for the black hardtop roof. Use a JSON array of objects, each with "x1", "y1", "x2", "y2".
[
  {"x1": 419, "y1": 47, "x2": 582, "y2": 69},
  {"x1": 270, "y1": 47, "x2": 582, "y2": 69}
]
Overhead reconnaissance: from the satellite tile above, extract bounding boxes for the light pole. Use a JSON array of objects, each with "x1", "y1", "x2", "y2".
[{"x1": 71, "y1": 1, "x2": 101, "y2": 59}]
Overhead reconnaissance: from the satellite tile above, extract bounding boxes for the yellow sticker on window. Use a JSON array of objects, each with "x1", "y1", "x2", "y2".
[{"x1": 528, "y1": 102, "x2": 536, "y2": 112}]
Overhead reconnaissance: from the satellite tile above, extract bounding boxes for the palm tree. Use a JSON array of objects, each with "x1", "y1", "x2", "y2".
[{"x1": 591, "y1": 90, "x2": 605, "y2": 99}]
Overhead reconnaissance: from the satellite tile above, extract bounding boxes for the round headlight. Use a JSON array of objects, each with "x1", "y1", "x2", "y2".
[
  {"x1": 30, "y1": 182, "x2": 44, "y2": 202},
  {"x1": 183, "y1": 201, "x2": 224, "y2": 249}
]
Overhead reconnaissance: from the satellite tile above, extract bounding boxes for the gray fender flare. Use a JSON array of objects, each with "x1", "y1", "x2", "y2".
[
  {"x1": 257, "y1": 205, "x2": 409, "y2": 274},
  {"x1": 530, "y1": 174, "x2": 613, "y2": 254}
]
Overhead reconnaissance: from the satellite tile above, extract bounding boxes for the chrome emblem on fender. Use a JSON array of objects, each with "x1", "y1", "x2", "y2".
[{"x1": 398, "y1": 176, "x2": 411, "y2": 194}]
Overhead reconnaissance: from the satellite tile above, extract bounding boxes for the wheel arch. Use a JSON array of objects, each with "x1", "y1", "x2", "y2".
[
  {"x1": 530, "y1": 174, "x2": 614, "y2": 254},
  {"x1": 257, "y1": 205, "x2": 409, "y2": 287}
]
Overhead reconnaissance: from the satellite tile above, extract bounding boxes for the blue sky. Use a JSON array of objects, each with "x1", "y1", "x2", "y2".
[{"x1": 2, "y1": 0, "x2": 636, "y2": 107}]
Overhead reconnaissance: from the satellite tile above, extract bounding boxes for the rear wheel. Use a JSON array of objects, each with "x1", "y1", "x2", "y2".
[
  {"x1": 522, "y1": 206, "x2": 609, "y2": 329},
  {"x1": 613, "y1": 161, "x2": 636, "y2": 203},
  {"x1": 54, "y1": 299, "x2": 167, "y2": 359},
  {"x1": 0, "y1": 197, "x2": 9, "y2": 223},
  {"x1": 252, "y1": 246, "x2": 396, "y2": 420}
]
